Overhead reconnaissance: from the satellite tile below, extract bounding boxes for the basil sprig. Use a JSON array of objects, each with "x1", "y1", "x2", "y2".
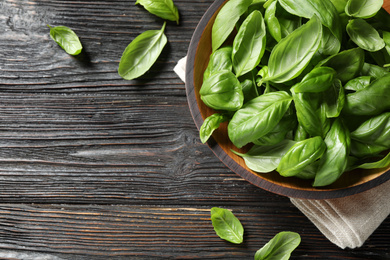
[
  {"x1": 136, "y1": 0, "x2": 180, "y2": 24},
  {"x1": 48, "y1": 25, "x2": 83, "y2": 56}
]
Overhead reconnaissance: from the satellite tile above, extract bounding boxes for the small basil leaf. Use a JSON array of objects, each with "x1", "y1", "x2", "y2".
[
  {"x1": 344, "y1": 76, "x2": 372, "y2": 91},
  {"x1": 360, "y1": 63, "x2": 390, "y2": 79},
  {"x1": 199, "y1": 113, "x2": 229, "y2": 144},
  {"x1": 228, "y1": 91, "x2": 293, "y2": 148},
  {"x1": 48, "y1": 25, "x2": 83, "y2": 56},
  {"x1": 323, "y1": 79, "x2": 345, "y2": 118},
  {"x1": 265, "y1": 0, "x2": 282, "y2": 42},
  {"x1": 136, "y1": 0, "x2": 179, "y2": 24},
  {"x1": 254, "y1": 231, "x2": 301, "y2": 260},
  {"x1": 210, "y1": 207, "x2": 244, "y2": 244},
  {"x1": 118, "y1": 22, "x2": 167, "y2": 80},
  {"x1": 212, "y1": 0, "x2": 253, "y2": 52},
  {"x1": 203, "y1": 46, "x2": 233, "y2": 81},
  {"x1": 313, "y1": 119, "x2": 351, "y2": 187},
  {"x1": 294, "y1": 123, "x2": 309, "y2": 141},
  {"x1": 277, "y1": 136, "x2": 326, "y2": 177},
  {"x1": 200, "y1": 70, "x2": 244, "y2": 111},
  {"x1": 356, "y1": 151, "x2": 390, "y2": 169},
  {"x1": 292, "y1": 67, "x2": 336, "y2": 93},
  {"x1": 345, "y1": 0, "x2": 383, "y2": 19},
  {"x1": 232, "y1": 10, "x2": 267, "y2": 77},
  {"x1": 346, "y1": 19, "x2": 385, "y2": 52},
  {"x1": 264, "y1": 15, "x2": 323, "y2": 83}
]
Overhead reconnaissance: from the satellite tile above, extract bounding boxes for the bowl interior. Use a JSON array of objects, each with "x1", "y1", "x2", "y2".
[{"x1": 186, "y1": 0, "x2": 390, "y2": 199}]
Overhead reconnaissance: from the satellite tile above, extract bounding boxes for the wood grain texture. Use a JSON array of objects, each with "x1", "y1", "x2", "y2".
[{"x1": 0, "y1": 0, "x2": 388, "y2": 259}]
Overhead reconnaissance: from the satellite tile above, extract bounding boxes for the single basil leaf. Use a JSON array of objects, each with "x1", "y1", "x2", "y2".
[
  {"x1": 48, "y1": 25, "x2": 83, "y2": 56},
  {"x1": 292, "y1": 67, "x2": 336, "y2": 93},
  {"x1": 228, "y1": 91, "x2": 292, "y2": 148},
  {"x1": 265, "y1": 0, "x2": 282, "y2": 42},
  {"x1": 232, "y1": 10, "x2": 266, "y2": 77},
  {"x1": 347, "y1": 19, "x2": 385, "y2": 52},
  {"x1": 323, "y1": 79, "x2": 345, "y2": 118},
  {"x1": 343, "y1": 73, "x2": 390, "y2": 115},
  {"x1": 118, "y1": 22, "x2": 167, "y2": 80},
  {"x1": 199, "y1": 113, "x2": 229, "y2": 144},
  {"x1": 345, "y1": 0, "x2": 383, "y2": 19},
  {"x1": 344, "y1": 76, "x2": 372, "y2": 91},
  {"x1": 319, "y1": 27, "x2": 342, "y2": 56},
  {"x1": 277, "y1": 136, "x2": 326, "y2": 177},
  {"x1": 210, "y1": 207, "x2": 244, "y2": 244},
  {"x1": 295, "y1": 161, "x2": 319, "y2": 179},
  {"x1": 313, "y1": 119, "x2": 351, "y2": 187},
  {"x1": 361, "y1": 62, "x2": 390, "y2": 79},
  {"x1": 356, "y1": 151, "x2": 390, "y2": 169},
  {"x1": 212, "y1": 0, "x2": 253, "y2": 52},
  {"x1": 264, "y1": 15, "x2": 323, "y2": 83},
  {"x1": 203, "y1": 46, "x2": 233, "y2": 81},
  {"x1": 254, "y1": 231, "x2": 301, "y2": 260},
  {"x1": 350, "y1": 112, "x2": 390, "y2": 147},
  {"x1": 316, "y1": 48, "x2": 365, "y2": 83},
  {"x1": 350, "y1": 140, "x2": 388, "y2": 157},
  {"x1": 136, "y1": 0, "x2": 179, "y2": 24},
  {"x1": 294, "y1": 123, "x2": 309, "y2": 141},
  {"x1": 200, "y1": 70, "x2": 243, "y2": 111}
]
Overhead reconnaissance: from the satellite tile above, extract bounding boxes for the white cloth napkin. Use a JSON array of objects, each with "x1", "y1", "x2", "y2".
[{"x1": 174, "y1": 56, "x2": 390, "y2": 249}]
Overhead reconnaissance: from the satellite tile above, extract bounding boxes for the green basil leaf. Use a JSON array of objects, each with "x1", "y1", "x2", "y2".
[
  {"x1": 254, "y1": 231, "x2": 301, "y2": 260},
  {"x1": 278, "y1": 5, "x2": 302, "y2": 38},
  {"x1": 277, "y1": 136, "x2": 326, "y2": 177},
  {"x1": 232, "y1": 139, "x2": 296, "y2": 173},
  {"x1": 48, "y1": 25, "x2": 83, "y2": 56},
  {"x1": 346, "y1": 19, "x2": 385, "y2": 52},
  {"x1": 292, "y1": 67, "x2": 336, "y2": 93},
  {"x1": 316, "y1": 48, "x2": 365, "y2": 83},
  {"x1": 294, "y1": 123, "x2": 309, "y2": 141},
  {"x1": 264, "y1": 15, "x2": 323, "y2": 83},
  {"x1": 356, "y1": 151, "x2": 390, "y2": 169},
  {"x1": 200, "y1": 70, "x2": 244, "y2": 111},
  {"x1": 350, "y1": 140, "x2": 388, "y2": 157},
  {"x1": 295, "y1": 161, "x2": 319, "y2": 179},
  {"x1": 313, "y1": 119, "x2": 351, "y2": 187},
  {"x1": 323, "y1": 79, "x2": 345, "y2": 118},
  {"x1": 118, "y1": 22, "x2": 167, "y2": 80},
  {"x1": 361, "y1": 63, "x2": 390, "y2": 79},
  {"x1": 239, "y1": 68, "x2": 260, "y2": 102},
  {"x1": 210, "y1": 207, "x2": 244, "y2": 244},
  {"x1": 265, "y1": 0, "x2": 282, "y2": 42},
  {"x1": 319, "y1": 27, "x2": 342, "y2": 56},
  {"x1": 345, "y1": 0, "x2": 383, "y2": 19},
  {"x1": 199, "y1": 113, "x2": 229, "y2": 144},
  {"x1": 136, "y1": 0, "x2": 179, "y2": 24},
  {"x1": 344, "y1": 76, "x2": 372, "y2": 91},
  {"x1": 384, "y1": 31, "x2": 390, "y2": 58},
  {"x1": 350, "y1": 112, "x2": 390, "y2": 147},
  {"x1": 203, "y1": 46, "x2": 233, "y2": 81},
  {"x1": 343, "y1": 73, "x2": 390, "y2": 115},
  {"x1": 232, "y1": 10, "x2": 267, "y2": 77},
  {"x1": 212, "y1": 0, "x2": 253, "y2": 52},
  {"x1": 330, "y1": 0, "x2": 348, "y2": 14},
  {"x1": 228, "y1": 91, "x2": 293, "y2": 148}
]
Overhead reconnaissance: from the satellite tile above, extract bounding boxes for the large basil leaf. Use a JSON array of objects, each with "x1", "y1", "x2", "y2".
[
  {"x1": 199, "y1": 113, "x2": 229, "y2": 144},
  {"x1": 232, "y1": 139, "x2": 296, "y2": 173},
  {"x1": 118, "y1": 22, "x2": 167, "y2": 80},
  {"x1": 254, "y1": 231, "x2": 301, "y2": 260},
  {"x1": 48, "y1": 25, "x2": 83, "y2": 56},
  {"x1": 343, "y1": 73, "x2": 390, "y2": 115},
  {"x1": 210, "y1": 207, "x2": 244, "y2": 244},
  {"x1": 345, "y1": 0, "x2": 383, "y2": 19},
  {"x1": 263, "y1": 15, "x2": 322, "y2": 83},
  {"x1": 232, "y1": 10, "x2": 267, "y2": 77},
  {"x1": 323, "y1": 79, "x2": 345, "y2": 118},
  {"x1": 212, "y1": 0, "x2": 253, "y2": 52},
  {"x1": 203, "y1": 46, "x2": 233, "y2": 81},
  {"x1": 228, "y1": 91, "x2": 292, "y2": 148},
  {"x1": 293, "y1": 67, "x2": 336, "y2": 93},
  {"x1": 200, "y1": 70, "x2": 244, "y2": 111},
  {"x1": 135, "y1": 0, "x2": 180, "y2": 24},
  {"x1": 313, "y1": 119, "x2": 350, "y2": 187},
  {"x1": 277, "y1": 136, "x2": 326, "y2": 177},
  {"x1": 344, "y1": 76, "x2": 372, "y2": 91},
  {"x1": 316, "y1": 48, "x2": 365, "y2": 83},
  {"x1": 346, "y1": 19, "x2": 385, "y2": 52}
]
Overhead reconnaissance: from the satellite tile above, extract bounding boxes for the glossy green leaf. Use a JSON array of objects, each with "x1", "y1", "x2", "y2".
[
  {"x1": 239, "y1": 68, "x2": 260, "y2": 102},
  {"x1": 136, "y1": 0, "x2": 179, "y2": 24},
  {"x1": 346, "y1": 19, "x2": 385, "y2": 52},
  {"x1": 361, "y1": 63, "x2": 390, "y2": 79},
  {"x1": 295, "y1": 161, "x2": 318, "y2": 179},
  {"x1": 265, "y1": 0, "x2": 282, "y2": 42},
  {"x1": 313, "y1": 119, "x2": 350, "y2": 187},
  {"x1": 356, "y1": 151, "x2": 390, "y2": 169},
  {"x1": 48, "y1": 25, "x2": 83, "y2": 55},
  {"x1": 253, "y1": 114, "x2": 296, "y2": 146},
  {"x1": 319, "y1": 27, "x2": 342, "y2": 56},
  {"x1": 350, "y1": 140, "x2": 388, "y2": 157},
  {"x1": 199, "y1": 113, "x2": 229, "y2": 144},
  {"x1": 350, "y1": 112, "x2": 390, "y2": 147},
  {"x1": 323, "y1": 79, "x2": 345, "y2": 118},
  {"x1": 203, "y1": 46, "x2": 233, "y2": 81},
  {"x1": 118, "y1": 22, "x2": 167, "y2": 80},
  {"x1": 232, "y1": 10, "x2": 267, "y2": 77},
  {"x1": 264, "y1": 15, "x2": 322, "y2": 83},
  {"x1": 344, "y1": 76, "x2": 372, "y2": 91},
  {"x1": 345, "y1": 0, "x2": 383, "y2": 19},
  {"x1": 212, "y1": 0, "x2": 253, "y2": 52},
  {"x1": 254, "y1": 231, "x2": 301, "y2": 260},
  {"x1": 277, "y1": 136, "x2": 326, "y2": 177},
  {"x1": 200, "y1": 70, "x2": 244, "y2": 111},
  {"x1": 294, "y1": 123, "x2": 309, "y2": 141},
  {"x1": 292, "y1": 67, "x2": 336, "y2": 93},
  {"x1": 210, "y1": 207, "x2": 244, "y2": 244},
  {"x1": 228, "y1": 91, "x2": 292, "y2": 148},
  {"x1": 330, "y1": 0, "x2": 348, "y2": 13}
]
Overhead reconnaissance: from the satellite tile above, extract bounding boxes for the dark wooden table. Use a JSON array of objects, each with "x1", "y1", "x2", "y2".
[{"x1": 0, "y1": 0, "x2": 389, "y2": 259}]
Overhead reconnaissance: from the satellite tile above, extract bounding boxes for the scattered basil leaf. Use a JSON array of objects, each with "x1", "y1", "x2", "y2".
[
  {"x1": 118, "y1": 22, "x2": 167, "y2": 80},
  {"x1": 200, "y1": 113, "x2": 229, "y2": 143},
  {"x1": 345, "y1": 0, "x2": 383, "y2": 19},
  {"x1": 136, "y1": 0, "x2": 179, "y2": 24},
  {"x1": 254, "y1": 231, "x2": 301, "y2": 260},
  {"x1": 210, "y1": 207, "x2": 244, "y2": 244},
  {"x1": 346, "y1": 19, "x2": 385, "y2": 52},
  {"x1": 48, "y1": 25, "x2": 83, "y2": 56}
]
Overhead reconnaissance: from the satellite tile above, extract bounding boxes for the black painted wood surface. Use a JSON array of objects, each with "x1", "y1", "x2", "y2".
[{"x1": 0, "y1": 0, "x2": 388, "y2": 259}]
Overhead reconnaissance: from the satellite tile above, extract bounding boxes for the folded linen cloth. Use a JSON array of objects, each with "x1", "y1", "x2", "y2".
[{"x1": 174, "y1": 56, "x2": 390, "y2": 249}]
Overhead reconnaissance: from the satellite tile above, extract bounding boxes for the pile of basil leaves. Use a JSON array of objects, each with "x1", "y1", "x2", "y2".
[{"x1": 199, "y1": 0, "x2": 390, "y2": 187}]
